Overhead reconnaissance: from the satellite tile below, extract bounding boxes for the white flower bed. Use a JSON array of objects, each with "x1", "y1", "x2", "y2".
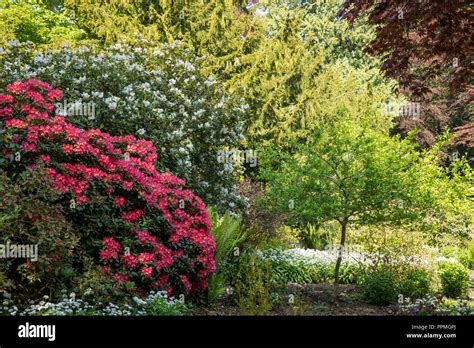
[{"x1": 1, "y1": 291, "x2": 186, "y2": 316}]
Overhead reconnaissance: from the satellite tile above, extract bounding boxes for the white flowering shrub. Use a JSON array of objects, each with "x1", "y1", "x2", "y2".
[
  {"x1": 258, "y1": 248, "x2": 370, "y2": 285},
  {"x1": 0, "y1": 40, "x2": 248, "y2": 211}
]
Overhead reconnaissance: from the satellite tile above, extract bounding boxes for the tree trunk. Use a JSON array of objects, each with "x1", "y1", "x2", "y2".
[{"x1": 332, "y1": 219, "x2": 347, "y2": 302}]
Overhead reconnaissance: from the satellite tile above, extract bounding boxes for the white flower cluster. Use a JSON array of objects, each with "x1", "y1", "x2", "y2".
[
  {"x1": 259, "y1": 247, "x2": 371, "y2": 266},
  {"x1": 0, "y1": 290, "x2": 186, "y2": 316},
  {"x1": 435, "y1": 256, "x2": 459, "y2": 264}
]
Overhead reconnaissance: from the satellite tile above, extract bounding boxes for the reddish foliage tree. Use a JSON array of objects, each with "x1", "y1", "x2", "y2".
[{"x1": 338, "y1": 0, "x2": 473, "y2": 149}]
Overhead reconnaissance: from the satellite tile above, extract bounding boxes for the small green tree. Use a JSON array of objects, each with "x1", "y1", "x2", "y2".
[{"x1": 260, "y1": 121, "x2": 472, "y2": 299}]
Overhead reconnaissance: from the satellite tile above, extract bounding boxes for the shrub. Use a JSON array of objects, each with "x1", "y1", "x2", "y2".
[
  {"x1": 232, "y1": 253, "x2": 273, "y2": 315},
  {"x1": 0, "y1": 167, "x2": 78, "y2": 302},
  {"x1": 398, "y1": 268, "x2": 431, "y2": 300},
  {"x1": 0, "y1": 40, "x2": 247, "y2": 212},
  {"x1": 362, "y1": 267, "x2": 398, "y2": 305},
  {"x1": 0, "y1": 79, "x2": 216, "y2": 296},
  {"x1": 438, "y1": 261, "x2": 469, "y2": 298}
]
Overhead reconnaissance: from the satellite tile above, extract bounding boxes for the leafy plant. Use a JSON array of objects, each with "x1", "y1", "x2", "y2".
[
  {"x1": 206, "y1": 207, "x2": 246, "y2": 304},
  {"x1": 398, "y1": 268, "x2": 432, "y2": 300},
  {"x1": 0, "y1": 167, "x2": 78, "y2": 302},
  {"x1": 0, "y1": 1, "x2": 87, "y2": 45},
  {"x1": 362, "y1": 267, "x2": 398, "y2": 305},
  {"x1": 233, "y1": 253, "x2": 273, "y2": 315},
  {"x1": 438, "y1": 261, "x2": 469, "y2": 299}
]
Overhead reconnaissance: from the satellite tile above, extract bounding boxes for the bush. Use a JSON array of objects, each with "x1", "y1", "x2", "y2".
[
  {"x1": 0, "y1": 167, "x2": 78, "y2": 302},
  {"x1": 362, "y1": 267, "x2": 398, "y2": 305},
  {"x1": 0, "y1": 79, "x2": 216, "y2": 297},
  {"x1": 232, "y1": 253, "x2": 273, "y2": 315},
  {"x1": 0, "y1": 40, "x2": 247, "y2": 212},
  {"x1": 438, "y1": 261, "x2": 469, "y2": 298},
  {"x1": 398, "y1": 268, "x2": 431, "y2": 300}
]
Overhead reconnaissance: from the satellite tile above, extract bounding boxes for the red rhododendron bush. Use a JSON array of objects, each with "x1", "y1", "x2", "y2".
[{"x1": 0, "y1": 79, "x2": 216, "y2": 297}]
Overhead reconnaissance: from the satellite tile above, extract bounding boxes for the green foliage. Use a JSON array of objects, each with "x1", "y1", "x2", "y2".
[
  {"x1": 398, "y1": 268, "x2": 432, "y2": 300},
  {"x1": 362, "y1": 267, "x2": 398, "y2": 305},
  {"x1": 469, "y1": 239, "x2": 474, "y2": 269},
  {"x1": 260, "y1": 121, "x2": 472, "y2": 243},
  {"x1": 0, "y1": 168, "x2": 78, "y2": 301},
  {"x1": 207, "y1": 207, "x2": 246, "y2": 303},
  {"x1": 302, "y1": 222, "x2": 338, "y2": 250},
  {"x1": 262, "y1": 0, "x2": 377, "y2": 68},
  {"x1": 208, "y1": 207, "x2": 246, "y2": 263},
  {"x1": 77, "y1": 259, "x2": 127, "y2": 304},
  {"x1": 438, "y1": 262, "x2": 469, "y2": 299},
  {"x1": 232, "y1": 253, "x2": 273, "y2": 315},
  {"x1": 0, "y1": 0, "x2": 87, "y2": 45},
  {"x1": 260, "y1": 123, "x2": 424, "y2": 227},
  {"x1": 442, "y1": 246, "x2": 473, "y2": 270}
]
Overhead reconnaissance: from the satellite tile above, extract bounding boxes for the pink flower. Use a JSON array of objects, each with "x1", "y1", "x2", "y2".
[
  {"x1": 99, "y1": 237, "x2": 121, "y2": 260},
  {"x1": 21, "y1": 142, "x2": 37, "y2": 152},
  {"x1": 114, "y1": 196, "x2": 127, "y2": 208},
  {"x1": 122, "y1": 209, "x2": 143, "y2": 223},
  {"x1": 5, "y1": 119, "x2": 28, "y2": 128},
  {"x1": 1, "y1": 79, "x2": 216, "y2": 296},
  {"x1": 38, "y1": 154, "x2": 51, "y2": 163},
  {"x1": 141, "y1": 266, "x2": 153, "y2": 278},
  {"x1": 138, "y1": 252, "x2": 155, "y2": 263},
  {"x1": 122, "y1": 181, "x2": 134, "y2": 191},
  {"x1": 179, "y1": 275, "x2": 192, "y2": 293},
  {"x1": 122, "y1": 254, "x2": 138, "y2": 269},
  {"x1": 46, "y1": 89, "x2": 63, "y2": 101},
  {"x1": 0, "y1": 106, "x2": 14, "y2": 117},
  {"x1": 99, "y1": 248, "x2": 119, "y2": 260},
  {"x1": 6, "y1": 81, "x2": 26, "y2": 94},
  {"x1": 136, "y1": 231, "x2": 157, "y2": 245},
  {"x1": 0, "y1": 94, "x2": 14, "y2": 104},
  {"x1": 62, "y1": 144, "x2": 74, "y2": 154}
]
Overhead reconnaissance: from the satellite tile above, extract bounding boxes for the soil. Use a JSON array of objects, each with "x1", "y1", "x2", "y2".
[{"x1": 192, "y1": 283, "x2": 398, "y2": 316}]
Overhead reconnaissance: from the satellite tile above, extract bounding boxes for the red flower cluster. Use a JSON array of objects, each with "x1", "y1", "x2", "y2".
[{"x1": 0, "y1": 79, "x2": 216, "y2": 295}]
